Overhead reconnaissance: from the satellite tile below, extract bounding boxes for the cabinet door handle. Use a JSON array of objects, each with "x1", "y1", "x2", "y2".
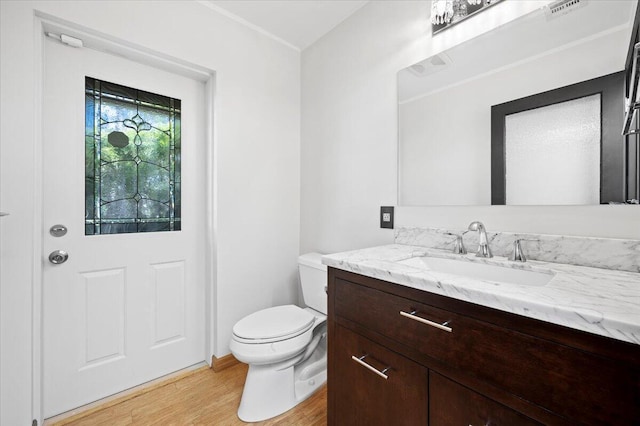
[
  {"x1": 400, "y1": 310, "x2": 452, "y2": 333},
  {"x1": 351, "y1": 354, "x2": 390, "y2": 380}
]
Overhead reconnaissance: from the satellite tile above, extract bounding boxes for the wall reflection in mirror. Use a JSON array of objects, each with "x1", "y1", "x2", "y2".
[{"x1": 397, "y1": 0, "x2": 638, "y2": 206}]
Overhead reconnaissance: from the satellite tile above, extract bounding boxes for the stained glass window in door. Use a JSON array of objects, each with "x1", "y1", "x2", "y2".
[{"x1": 85, "y1": 77, "x2": 181, "y2": 235}]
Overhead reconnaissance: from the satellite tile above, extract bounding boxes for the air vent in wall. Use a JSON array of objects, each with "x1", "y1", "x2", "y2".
[{"x1": 544, "y1": 0, "x2": 587, "y2": 20}]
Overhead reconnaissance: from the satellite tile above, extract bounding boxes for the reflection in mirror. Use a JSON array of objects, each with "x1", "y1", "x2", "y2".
[
  {"x1": 505, "y1": 94, "x2": 601, "y2": 205},
  {"x1": 491, "y1": 71, "x2": 625, "y2": 205},
  {"x1": 397, "y1": 0, "x2": 636, "y2": 206}
]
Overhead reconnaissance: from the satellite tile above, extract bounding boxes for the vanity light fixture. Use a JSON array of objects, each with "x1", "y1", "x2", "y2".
[
  {"x1": 430, "y1": 0, "x2": 454, "y2": 25},
  {"x1": 431, "y1": 0, "x2": 500, "y2": 30}
]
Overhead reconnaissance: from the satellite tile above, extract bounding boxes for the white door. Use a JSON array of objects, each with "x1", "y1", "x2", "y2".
[{"x1": 42, "y1": 36, "x2": 206, "y2": 418}]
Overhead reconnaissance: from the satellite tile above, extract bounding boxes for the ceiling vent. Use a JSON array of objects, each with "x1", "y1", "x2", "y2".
[{"x1": 544, "y1": 0, "x2": 587, "y2": 20}]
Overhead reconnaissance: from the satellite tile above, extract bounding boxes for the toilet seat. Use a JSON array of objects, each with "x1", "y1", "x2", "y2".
[{"x1": 232, "y1": 305, "x2": 315, "y2": 344}]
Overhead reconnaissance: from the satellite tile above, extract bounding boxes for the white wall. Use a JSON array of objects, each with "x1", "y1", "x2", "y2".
[
  {"x1": 301, "y1": 0, "x2": 639, "y2": 260},
  {"x1": 301, "y1": 2, "x2": 416, "y2": 254},
  {"x1": 0, "y1": 1, "x2": 300, "y2": 424}
]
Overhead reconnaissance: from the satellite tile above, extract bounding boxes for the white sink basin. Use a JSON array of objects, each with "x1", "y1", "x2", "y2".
[{"x1": 399, "y1": 256, "x2": 554, "y2": 287}]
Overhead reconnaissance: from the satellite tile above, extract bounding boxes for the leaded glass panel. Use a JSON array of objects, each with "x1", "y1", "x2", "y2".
[{"x1": 85, "y1": 77, "x2": 181, "y2": 235}]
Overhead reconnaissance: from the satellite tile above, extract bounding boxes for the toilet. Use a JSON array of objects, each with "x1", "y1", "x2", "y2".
[{"x1": 229, "y1": 253, "x2": 328, "y2": 422}]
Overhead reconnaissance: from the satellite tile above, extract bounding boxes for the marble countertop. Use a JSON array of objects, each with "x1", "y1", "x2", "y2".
[{"x1": 322, "y1": 244, "x2": 640, "y2": 345}]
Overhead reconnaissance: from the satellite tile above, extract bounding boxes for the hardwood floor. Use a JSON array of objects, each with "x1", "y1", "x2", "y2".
[{"x1": 52, "y1": 364, "x2": 327, "y2": 426}]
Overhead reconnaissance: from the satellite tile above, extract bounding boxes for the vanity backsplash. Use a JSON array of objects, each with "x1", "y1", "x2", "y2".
[{"x1": 395, "y1": 227, "x2": 640, "y2": 273}]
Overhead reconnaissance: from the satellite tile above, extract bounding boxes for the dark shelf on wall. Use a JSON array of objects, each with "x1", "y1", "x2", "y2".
[
  {"x1": 622, "y1": 44, "x2": 639, "y2": 137},
  {"x1": 623, "y1": 1, "x2": 640, "y2": 202}
]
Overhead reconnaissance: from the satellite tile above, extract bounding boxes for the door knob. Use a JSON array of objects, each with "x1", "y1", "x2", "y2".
[
  {"x1": 50, "y1": 224, "x2": 68, "y2": 237},
  {"x1": 49, "y1": 250, "x2": 69, "y2": 264}
]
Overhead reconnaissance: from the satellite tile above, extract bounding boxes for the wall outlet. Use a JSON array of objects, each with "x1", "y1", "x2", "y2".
[{"x1": 380, "y1": 206, "x2": 394, "y2": 229}]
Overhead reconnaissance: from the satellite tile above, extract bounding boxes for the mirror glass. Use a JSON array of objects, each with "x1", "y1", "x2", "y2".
[
  {"x1": 504, "y1": 94, "x2": 601, "y2": 205},
  {"x1": 397, "y1": 1, "x2": 635, "y2": 206}
]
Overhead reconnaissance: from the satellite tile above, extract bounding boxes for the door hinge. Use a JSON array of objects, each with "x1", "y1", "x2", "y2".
[{"x1": 32, "y1": 420, "x2": 38, "y2": 426}]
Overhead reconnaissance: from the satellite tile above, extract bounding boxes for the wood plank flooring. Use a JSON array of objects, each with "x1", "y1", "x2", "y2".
[{"x1": 52, "y1": 364, "x2": 327, "y2": 426}]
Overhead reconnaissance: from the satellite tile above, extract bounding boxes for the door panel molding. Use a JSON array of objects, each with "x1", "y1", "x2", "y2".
[
  {"x1": 79, "y1": 268, "x2": 127, "y2": 367},
  {"x1": 152, "y1": 261, "x2": 186, "y2": 346}
]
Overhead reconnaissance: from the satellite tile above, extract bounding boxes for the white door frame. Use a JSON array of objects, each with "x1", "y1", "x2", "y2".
[{"x1": 32, "y1": 12, "x2": 217, "y2": 424}]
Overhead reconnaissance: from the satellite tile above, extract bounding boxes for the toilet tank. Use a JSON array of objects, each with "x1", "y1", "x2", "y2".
[{"x1": 298, "y1": 253, "x2": 328, "y2": 315}]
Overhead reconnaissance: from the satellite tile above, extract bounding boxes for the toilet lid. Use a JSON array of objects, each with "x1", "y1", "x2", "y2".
[{"x1": 233, "y1": 305, "x2": 315, "y2": 342}]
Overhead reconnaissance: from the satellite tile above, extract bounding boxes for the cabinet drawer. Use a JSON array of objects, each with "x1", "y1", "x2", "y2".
[
  {"x1": 332, "y1": 324, "x2": 428, "y2": 425},
  {"x1": 334, "y1": 278, "x2": 639, "y2": 425},
  {"x1": 430, "y1": 371, "x2": 542, "y2": 426}
]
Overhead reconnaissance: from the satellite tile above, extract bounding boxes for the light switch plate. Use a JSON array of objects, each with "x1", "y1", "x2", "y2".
[{"x1": 380, "y1": 206, "x2": 394, "y2": 229}]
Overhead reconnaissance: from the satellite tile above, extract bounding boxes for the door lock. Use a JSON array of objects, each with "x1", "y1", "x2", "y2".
[{"x1": 48, "y1": 250, "x2": 69, "y2": 265}]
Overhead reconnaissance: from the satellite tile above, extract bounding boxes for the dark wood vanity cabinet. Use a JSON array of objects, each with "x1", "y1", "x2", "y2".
[
  {"x1": 429, "y1": 372, "x2": 542, "y2": 426},
  {"x1": 332, "y1": 324, "x2": 428, "y2": 425},
  {"x1": 327, "y1": 268, "x2": 640, "y2": 426}
]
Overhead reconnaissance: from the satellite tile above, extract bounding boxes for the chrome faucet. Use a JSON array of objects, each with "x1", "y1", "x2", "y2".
[{"x1": 468, "y1": 221, "x2": 492, "y2": 258}]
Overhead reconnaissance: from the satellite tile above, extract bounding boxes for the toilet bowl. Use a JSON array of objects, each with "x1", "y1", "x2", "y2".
[{"x1": 229, "y1": 253, "x2": 328, "y2": 422}]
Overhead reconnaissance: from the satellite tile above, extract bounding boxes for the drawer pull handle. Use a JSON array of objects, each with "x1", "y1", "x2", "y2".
[
  {"x1": 400, "y1": 310, "x2": 452, "y2": 333},
  {"x1": 351, "y1": 354, "x2": 390, "y2": 380}
]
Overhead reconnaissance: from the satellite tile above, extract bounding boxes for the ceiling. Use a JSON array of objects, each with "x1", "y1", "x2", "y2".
[{"x1": 203, "y1": 0, "x2": 369, "y2": 51}]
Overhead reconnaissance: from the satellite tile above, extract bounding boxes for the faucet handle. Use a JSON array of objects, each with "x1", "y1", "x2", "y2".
[
  {"x1": 453, "y1": 235, "x2": 467, "y2": 255},
  {"x1": 445, "y1": 232, "x2": 467, "y2": 255},
  {"x1": 510, "y1": 239, "x2": 526, "y2": 262},
  {"x1": 510, "y1": 238, "x2": 539, "y2": 262}
]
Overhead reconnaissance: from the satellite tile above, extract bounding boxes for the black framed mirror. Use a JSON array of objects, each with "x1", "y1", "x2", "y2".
[{"x1": 397, "y1": 1, "x2": 637, "y2": 206}]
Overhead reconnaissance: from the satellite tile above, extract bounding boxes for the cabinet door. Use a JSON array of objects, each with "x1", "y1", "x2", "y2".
[
  {"x1": 430, "y1": 372, "x2": 542, "y2": 426},
  {"x1": 331, "y1": 324, "x2": 428, "y2": 425},
  {"x1": 335, "y1": 278, "x2": 639, "y2": 425}
]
